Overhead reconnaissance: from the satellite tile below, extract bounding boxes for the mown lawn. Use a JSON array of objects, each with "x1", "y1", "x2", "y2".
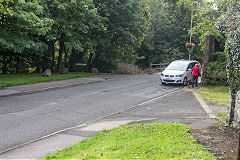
[
  {"x1": 43, "y1": 123, "x2": 216, "y2": 160},
  {"x1": 0, "y1": 72, "x2": 97, "y2": 88},
  {"x1": 197, "y1": 86, "x2": 229, "y2": 106},
  {"x1": 197, "y1": 86, "x2": 229, "y2": 121}
]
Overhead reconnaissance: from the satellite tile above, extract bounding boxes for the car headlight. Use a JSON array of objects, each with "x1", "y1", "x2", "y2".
[
  {"x1": 161, "y1": 73, "x2": 164, "y2": 76},
  {"x1": 176, "y1": 74, "x2": 183, "y2": 77}
]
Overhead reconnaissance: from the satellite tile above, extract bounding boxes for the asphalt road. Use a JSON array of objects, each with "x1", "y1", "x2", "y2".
[{"x1": 0, "y1": 74, "x2": 203, "y2": 153}]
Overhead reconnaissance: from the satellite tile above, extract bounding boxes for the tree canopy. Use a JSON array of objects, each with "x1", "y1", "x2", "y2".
[
  {"x1": 0, "y1": 0, "x2": 238, "y2": 82},
  {"x1": 0, "y1": 0, "x2": 150, "y2": 73}
]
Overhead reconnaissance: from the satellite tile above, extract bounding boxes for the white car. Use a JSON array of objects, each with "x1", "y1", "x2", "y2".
[{"x1": 160, "y1": 60, "x2": 200, "y2": 85}]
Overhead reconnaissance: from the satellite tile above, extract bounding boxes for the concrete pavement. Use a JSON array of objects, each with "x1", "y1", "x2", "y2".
[{"x1": 0, "y1": 74, "x2": 219, "y2": 160}]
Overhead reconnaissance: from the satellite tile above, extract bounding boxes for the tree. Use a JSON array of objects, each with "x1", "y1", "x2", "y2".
[
  {"x1": 137, "y1": 0, "x2": 195, "y2": 68},
  {"x1": 0, "y1": 0, "x2": 14, "y2": 19},
  {"x1": 92, "y1": 0, "x2": 150, "y2": 72},
  {"x1": 39, "y1": 0, "x2": 102, "y2": 72},
  {"x1": 225, "y1": 0, "x2": 240, "y2": 126},
  {"x1": 191, "y1": 0, "x2": 226, "y2": 55},
  {"x1": 0, "y1": 0, "x2": 52, "y2": 73}
]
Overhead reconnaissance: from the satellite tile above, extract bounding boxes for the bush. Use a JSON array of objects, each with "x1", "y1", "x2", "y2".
[
  {"x1": 114, "y1": 63, "x2": 145, "y2": 74},
  {"x1": 204, "y1": 52, "x2": 228, "y2": 85}
]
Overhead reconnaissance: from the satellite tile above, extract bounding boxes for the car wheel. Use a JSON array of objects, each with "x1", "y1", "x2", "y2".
[
  {"x1": 189, "y1": 80, "x2": 192, "y2": 85},
  {"x1": 183, "y1": 77, "x2": 188, "y2": 86}
]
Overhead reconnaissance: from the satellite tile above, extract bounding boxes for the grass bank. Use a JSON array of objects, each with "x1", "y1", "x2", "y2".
[
  {"x1": 0, "y1": 72, "x2": 98, "y2": 88},
  {"x1": 43, "y1": 123, "x2": 216, "y2": 160},
  {"x1": 197, "y1": 86, "x2": 229, "y2": 106},
  {"x1": 197, "y1": 86, "x2": 229, "y2": 121}
]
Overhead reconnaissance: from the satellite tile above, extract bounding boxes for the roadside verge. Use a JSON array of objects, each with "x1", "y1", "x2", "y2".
[
  {"x1": 0, "y1": 77, "x2": 104, "y2": 97},
  {"x1": 192, "y1": 90, "x2": 217, "y2": 119}
]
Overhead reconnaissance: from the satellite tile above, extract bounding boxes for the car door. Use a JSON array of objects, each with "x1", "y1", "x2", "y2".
[
  {"x1": 186, "y1": 63, "x2": 193, "y2": 81},
  {"x1": 186, "y1": 63, "x2": 195, "y2": 81}
]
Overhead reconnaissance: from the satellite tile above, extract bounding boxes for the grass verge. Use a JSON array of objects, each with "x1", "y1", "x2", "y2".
[
  {"x1": 197, "y1": 86, "x2": 228, "y2": 121},
  {"x1": 197, "y1": 86, "x2": 229, "y2": 106},
  {"x1": 43, "y1": 123, "x2": 216, "y2": 160},
  {"x1": 217, "y1": 112, "x2": 227, "y2": 122},
  {"x1": 0, "y1": 72, "x2": 98, "y2": 88}
]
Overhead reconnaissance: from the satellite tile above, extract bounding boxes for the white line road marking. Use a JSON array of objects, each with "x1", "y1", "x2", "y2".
[{"x1": 0, "y1": 88, "x2": 183, "y2": 154}]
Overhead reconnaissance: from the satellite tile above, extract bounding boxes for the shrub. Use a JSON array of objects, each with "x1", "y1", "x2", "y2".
[
  {"x1": 115, "y1": 63, "x2": 145, "y2": 74},
  {"x1": 204, "y1": 52, "x2": 228, "y2": 85}
]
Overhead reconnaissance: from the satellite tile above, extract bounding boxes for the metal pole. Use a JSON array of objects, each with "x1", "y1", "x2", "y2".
[
  {"x1": 190, "y1": 9, "x2": 193, "y2": 43},
  {"x1": 188, "y1": 9, "x2": 194, "y2": 61}
]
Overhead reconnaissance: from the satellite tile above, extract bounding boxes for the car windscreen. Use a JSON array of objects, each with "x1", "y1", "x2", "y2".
[{"x1": 166, "y1": 62, "x2": 188, "y2": 71}]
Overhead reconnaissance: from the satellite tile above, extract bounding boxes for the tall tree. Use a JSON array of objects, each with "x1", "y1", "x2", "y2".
[
  {"x1": 92, "y1": 0, "x2": 150, "y2": 72},
  {"x1": 0, "y1": 0, "x2": 52, "y2": 73},
  {"x1": 39, "y1": 0, "x2": 102, "y2": 72},
  {"x1": 225, "y1": 0, "x2": 240, "y2": 126},
  {"x1": 137, "y1": 0, "x2": 194, "y2": 68}
]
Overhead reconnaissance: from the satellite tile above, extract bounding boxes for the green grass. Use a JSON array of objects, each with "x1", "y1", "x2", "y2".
[
  {"x1": 197, "y1": 86, "x2": 229, "y2": 122},
  {"x1": 43, "y1": 123, "x2": 216, "y2": 160},
  {"x1": 197, "y1": 86, "x2": 229, "y2": 106},
  {"x1": 217, "y1": 112, "x2": 227, "y2": 122},
  {"x1": 0, "y1": 72, "x2": 97, "y2": 88}
]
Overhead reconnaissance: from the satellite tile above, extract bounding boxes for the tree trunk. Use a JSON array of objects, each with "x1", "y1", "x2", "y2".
[
  {"x1": 2, "y1": 52, "x2": 7, "y2": 74},
  {"x1": 226, "y1": 49, "x2": 237, "y2": 126},
  {"x1": 16, "y1": 54, "x2": 20, "y2": 73},
  {"x1": 51, "y1": 41, "x2": 55, "y2": 71},
  {"x1": 202, "y1": 35, "x2": 215, "y2": 82},
  {"x1": 64, "y1": 47, "x2": 68, "y2": 68},
  {"x1": 87, "y1": 52, "x2": 94, "y2": 72},
  {"x1": 6, "y1": 51, "x2": 13, "y2": 73},
  {"x1": 227, "y1": 88, "x2": 237, "y2": 125},
  {"x1": 57, "y1": 40, "x2": 64, "y2": 73},
  {"x1": 92, "y1": 52, "x2": 100, "y2": 67},
  {"x1": 44, "y1": 40, "x2": 55, "y2": 71},
  {"x1": 69, "y1": 48, "x2": 76, "y2": 71}
]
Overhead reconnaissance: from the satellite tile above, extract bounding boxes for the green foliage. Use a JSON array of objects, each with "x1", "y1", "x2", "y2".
[
  {"x1": 0, "y1": 0, "x2": 14, "y2": 19},
  {"x1": 225, "y1": 0, "x2": 240, "y2": 125},
  {"x1": 192, "y1": 0, "x2": 226, "y2": 54},
  {"x1": 204, "y1": 52, "x2": 228, "y2": 85},
  {"x1": 43, "y1": 123, "x2": 216, "y2": 160},
  {"x1": 137, "y1": 0, "x2": 196, "y2": 68},
  {"x1": 0, "y1": 0, "x2": 235, "y2": 79},
  {"x1": 0, "y1": 0, "x2": 150, "y2": 74},
  {"x1": 92, "y1": 0, "x2": 151, "y2": 71},
  {"x1": 0, "y1": 0, "x2": 53, "y2": 73},
  {"x1": 39, "y1": 0, "x2": 103, "y2": 72},
  {"x1": 0, "y1": 1, "x2": 52, "y2": 52}
]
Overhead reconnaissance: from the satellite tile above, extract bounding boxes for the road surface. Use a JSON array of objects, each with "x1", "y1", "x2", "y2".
[{"x1": 0, "y1": 74, "x2": 206, "y2": 153}]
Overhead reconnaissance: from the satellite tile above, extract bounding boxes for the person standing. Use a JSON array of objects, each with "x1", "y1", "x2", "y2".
[{"x1": 192, "y1": 63, "x2": 200, "y2": 87}]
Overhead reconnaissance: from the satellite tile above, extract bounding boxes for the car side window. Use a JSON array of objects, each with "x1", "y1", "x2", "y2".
[{"x1": 188, "y1": 63, "x2": 194, "y2": 71}]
